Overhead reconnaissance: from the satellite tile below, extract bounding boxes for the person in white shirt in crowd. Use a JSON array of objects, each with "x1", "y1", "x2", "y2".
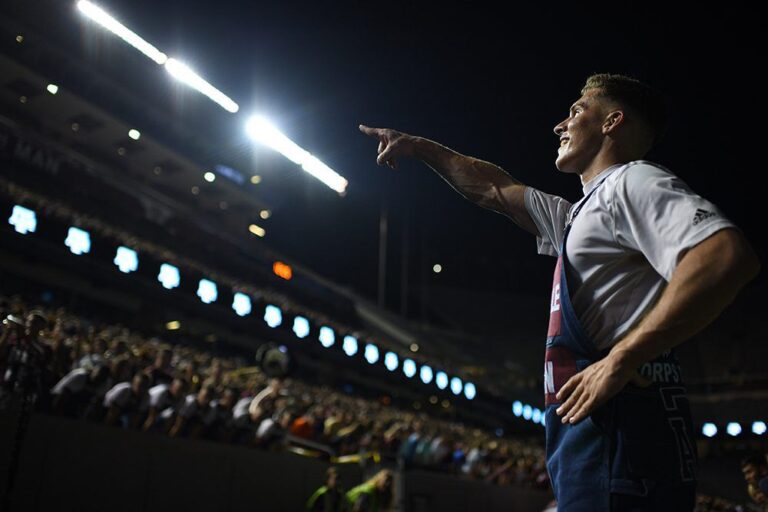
[
  {"x1": 169, "y1": 384, "x2": 214, "y2": 438},
  {"x1": 50, "y1": 364, "x2": 109, "y2": 417},
  {"x1": 103, "y1": 371, "x2": 150, "y2": 428},
  {"x1": 142, "y1": 376, "x2": 188, "y2": 432}
]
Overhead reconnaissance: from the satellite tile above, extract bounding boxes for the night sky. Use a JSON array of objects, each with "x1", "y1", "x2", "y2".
[{"x1": 12, "y1": 0, "x2": 766, "y2": 316}]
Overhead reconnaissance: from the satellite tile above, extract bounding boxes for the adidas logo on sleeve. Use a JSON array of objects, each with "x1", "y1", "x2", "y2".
[{"x1": 693, "y1": 208, "x2": 716, "y2": 226}]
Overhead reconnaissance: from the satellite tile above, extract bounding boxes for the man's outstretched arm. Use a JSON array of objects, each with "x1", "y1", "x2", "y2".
[
  {"x1": 556, "y1": 227, "x2": 762, "y2": 424},
  {"x1": 359, "y1": 124, "x2": 538, "y2": 236}
]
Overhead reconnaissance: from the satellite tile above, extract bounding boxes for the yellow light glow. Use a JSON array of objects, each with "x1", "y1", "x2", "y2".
[{"x1": 249, "y1": 224, "x2": 266, "y2": 237}]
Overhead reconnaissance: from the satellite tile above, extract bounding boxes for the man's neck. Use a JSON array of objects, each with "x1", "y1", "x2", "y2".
[{"x1": 579, "y1": 156, "x2": 627, "y2": 188}]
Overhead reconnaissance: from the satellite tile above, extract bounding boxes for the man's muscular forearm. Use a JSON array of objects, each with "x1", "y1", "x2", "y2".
[{"x1": 410, "y1": 137, "x2": 537, "y2": 234}]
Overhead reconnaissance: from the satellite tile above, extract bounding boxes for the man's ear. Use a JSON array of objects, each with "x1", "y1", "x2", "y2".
[{"x1": 602, "y1": 110, "x2": 624, "y2": 134}]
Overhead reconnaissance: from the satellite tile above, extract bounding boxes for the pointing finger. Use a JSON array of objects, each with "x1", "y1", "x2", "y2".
[{"x1": 359, "y1": 124, "x2": 381, "y2": 138}]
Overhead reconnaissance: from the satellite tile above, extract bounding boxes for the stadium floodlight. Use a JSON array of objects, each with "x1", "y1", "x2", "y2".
[
  {"x1": 752, "y1": 421, "x2": 767, "y2": 435},
  {"x1": 293, "y1": 316, "x2": 310, "y2": 338},
  {"x1": 532, "y1": 408, "x2": 542, "y2": 424},
  {"x1": 158, "y1": 263, "x2": 180, "y2": 289},
  {"x1": 245, "y1": 116, "x2": 348, "y2": 194},
  {"x1": 319, "y1": 326, "x2": 335, "y2": 348},
  {"x1": 403, "y1": 359, "x2": 417, "y2": 378},
  {"x1": 522, "y1": 404, "x2": 533, "y2": 421},
  {"x1": 47, "y1": 84, "x2": 59, "y2": 95},
  {"x1": 420, "y1": 365, "x2": 433, "y2": 384},
  {"x1": 264, "y1": 304, "x2": 282, "y2": 328},
  {"x1": 128, "y1": 129, "x2": 140, "y2": 140},
  {"x1": 76, "y1": 1, "x2": 167, "y2": 64},
  {"x1": 384, "y1": 352, "x2": 398, "y2": 371},
  {"x1": 463, "y1": 382, "x2": 476, "y2": 400},
  {"x1": 246, "y1": 116, "x2": 309, "y2": 164},
  {"x1": 65, "y1": 227, "x2": 91, "y2": 255},
  {"x1": 197, "y1": 279, "x2": 217, "y2": 304},
  {"x1": 364, "y1": 344, "x2": 379, "y2": 364},
  {"x1": 232, "y1": 292, "x2": 251, "y2": 317},
  {"x1": 702, "y1": 423, "x2": 717, "y2": 437},
  {"x1": 343, "y1": 336, "x2": 358, "y2": 356},
  {"x1": 8, "y1": 205, "x2": 37, "y2": 234},
  {"x1": 113, "y1": 246, "x2": 138, "y2": 273},
  {"x1": 301, "y1": 154, "x2": 349, "y2": 195},
  {"x1": 248, "y1": 224, "x2": 266, "y2": 237},
  {"x1": 726, "y1": 422, "x2": 742, "y2": 436},
  {"x1": 165, "y1": 58, "x2": 238, "y2": 113},
  {"x1": 450, "y1": 377, "x2": 463, "y2": 395},
  {"x1": 512, "y1": 401, "x2": 523, "y2": 417},
  {"x1": 435, "y1": 371, "x2": 449, "y2": 390}
]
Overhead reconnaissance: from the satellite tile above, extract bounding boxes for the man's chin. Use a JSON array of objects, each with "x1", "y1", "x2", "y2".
[{"x1": 555, "y1": 158, "x2": 578, "y2": 174}]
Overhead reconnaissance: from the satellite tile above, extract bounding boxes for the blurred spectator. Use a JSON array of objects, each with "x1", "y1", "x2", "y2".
[
  {"x1": 51, "y1": 365, "x2": 109, "y2": 417},
  {"x1": 346, "y1": 469, "x2": 393, "y2": 512},
  {"x1": 143, "y1": 377, "x2": 188, "y2": 432},
  {"x1": 103, "y1": 372, "x2": 150, "y2": 428},
  {"x1": 205, "y1": 387, "x2": 237, "y2": 441},
  {"x1": 146, "y1": 347, "x2": 174, "y2": 387},
  {"x1": 307, "y1": 467, "x2": 348, "y2": 512},
  {"x1": 741, "y1": 452, "x2": 768, "y2": 509},
  {"x1": 169, "y1": 385, "x2": 214, "y2": 438}
]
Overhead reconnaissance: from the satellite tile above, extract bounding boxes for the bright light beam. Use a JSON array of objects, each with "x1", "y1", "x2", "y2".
[
  {"x1": 245, "y1": 116, "x2": 348, "y2": 194},
  {"x1": 76, "y1": 1, "x2": 167, "y2": 64},
  {"x1": 165, "y1": 58, "x2": 239, "y2": 113}
]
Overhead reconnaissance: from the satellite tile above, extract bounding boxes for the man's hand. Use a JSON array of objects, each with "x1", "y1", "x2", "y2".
[
  {"x1": 359, "y1": 124, "x2": 418, "y2": 169},
  {"x1": 555, "y1": 351, "x2": 650, "y2": 424}
]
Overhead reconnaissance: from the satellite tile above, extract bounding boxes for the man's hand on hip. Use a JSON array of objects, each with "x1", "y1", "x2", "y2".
[{"x1": 555, "y1": 350, "x2": 650, "y2": 425}]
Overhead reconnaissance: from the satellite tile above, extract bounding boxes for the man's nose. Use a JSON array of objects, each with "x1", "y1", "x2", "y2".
[{"x1": 553, "y1": 118, "x2": 567, "y2": 136}]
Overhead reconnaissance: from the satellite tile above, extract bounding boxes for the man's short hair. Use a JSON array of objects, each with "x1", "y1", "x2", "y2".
[{"x1": 582, "y1": 73, "x2": 667, "y2": 146}]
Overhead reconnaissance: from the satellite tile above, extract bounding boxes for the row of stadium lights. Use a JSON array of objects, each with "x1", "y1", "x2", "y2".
[
  {"x1": 512, "y1": 401, "x2": 545, "y2": 428},
  {"x1": 65, "y1": 1, "x2": 348, "y2": 194},
  {"x1": 702, "y1": 421, "x2": 766, "y2": 438},
  {"x1": 7, "y1": 205, "x2": 476, "y2": 401},
  {"x1": 509, "y1": 402, "x2": 768, "y2": 436},
  {"x1": 32, "y1": 76, "x2": 272, "y2": 238}
]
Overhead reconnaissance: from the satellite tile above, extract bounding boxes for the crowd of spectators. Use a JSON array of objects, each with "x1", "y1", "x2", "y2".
[{"x1": 0, "y1": 293, "x2": 549, "y2": 491}]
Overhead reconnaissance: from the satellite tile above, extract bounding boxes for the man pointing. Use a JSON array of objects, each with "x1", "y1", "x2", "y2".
[{"x1": 360, "y1": 73, "x2": 760, "y2": 510}]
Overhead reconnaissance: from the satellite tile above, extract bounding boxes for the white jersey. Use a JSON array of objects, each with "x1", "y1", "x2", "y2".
[{"x1": 525, "y1": 160, "x2": 737, "y2": 351}]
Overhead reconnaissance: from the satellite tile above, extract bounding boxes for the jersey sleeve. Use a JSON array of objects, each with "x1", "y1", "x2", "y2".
[
  {"x1": 612, "y1": 162, "x2": 739, "y2": 281},
  {"x1": 524, "y1": 186, "x2": 573, "y2": 257}
]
